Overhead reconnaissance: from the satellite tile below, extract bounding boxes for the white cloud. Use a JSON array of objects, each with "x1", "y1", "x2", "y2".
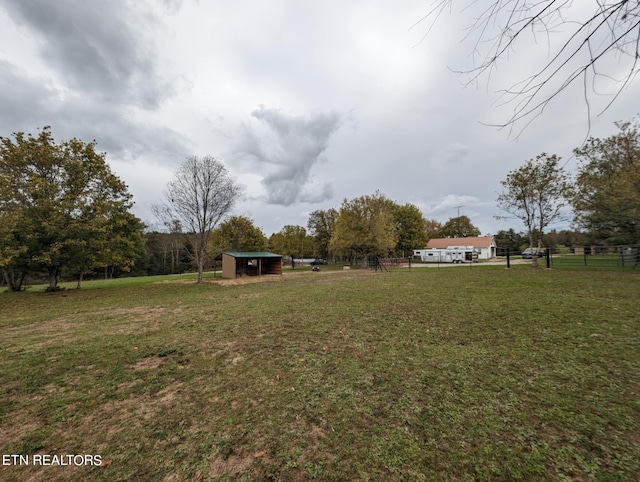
[{"x1": 232, "y1": 106, "x2": 344, "y2": 206}]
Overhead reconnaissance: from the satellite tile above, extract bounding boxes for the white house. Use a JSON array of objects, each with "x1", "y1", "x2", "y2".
[{"x1": 423, "y1": 236, "x2": 497, "y2": 260}]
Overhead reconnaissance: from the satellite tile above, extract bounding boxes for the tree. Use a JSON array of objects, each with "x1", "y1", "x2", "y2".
[
  {"x1": 419, "y1": 1, "x2": 640, "y2": 131},
  {"x1": 439, "y1": 215, "x2": 481, "y2": 239},
  {"x1": 543, "y1": 229, "x2": 589, "y2": 249},
  {"x1": 269, "y1": 225, "x2": 308, "y2": 268},
  {"x1": 65, "y1": 209, "x2": 146, "y2": 288},
  {"x1": 0, "y1": 127, "x2": 142, "y2": 291},
  {"x1": 209, "y1": 215, "x2": 267, "y2": 256},
  {"x1": 143, "y1": 229, "x2": 190, "y2": 276},
  {"x1": 307, "y1": 208, "x2": 339, "y2": 259},
  {"x1": 423, "y1": 218, "x2": 442, "y2": 241},
  {"x1": 0, "y1": 208, "x2": 28, "y2": 291},
  {"x1": 494, "y1": 228, "x2": 528, "y2": 252},
  {"x1": 153, "y1": 155, "x2": 240, "y2": 283},
  {"x1": 573, "y1": 119, "x2": 640, "y2": 244},
  {"x1": 496, "y1": 153, "x2": 572, "y2": 266},
  {"x1": 329, "y1": 192, "x2": 397, "y2": 261},
  {"x1": 392, "y1": 203, "x2": 429, "y2": 255}
]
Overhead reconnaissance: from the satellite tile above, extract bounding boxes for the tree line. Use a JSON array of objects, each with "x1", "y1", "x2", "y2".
[{"x1": 2, "y1": 117, "x2": 639, "y2": 290}]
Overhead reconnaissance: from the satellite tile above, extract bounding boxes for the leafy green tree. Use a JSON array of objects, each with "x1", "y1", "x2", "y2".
[
  {"x1": 392, "y1": 203, "x2": 429, "y2": 255},
  {"x1": 209, "y1": 215, "x2": 267, "y2": 255},
  {"x1": 573, "y1": 119, "x2": 640, "y2": 244},
  {"x1": 424, "y1": 218, "x2": 442, "y2": 242},
  {"x1": 543, "y1": 229, "x2": 589, "y2": 249},
  {"x1": 307, "y1": 208, "x2": 339, "y2": 259},
  {"x1": 63, "y1": 209, "x2": 145, "y2": 287},
  {"x1": 269, "y1": 225, "x2": 308, "y2": 268},
  {"x1": 0, "y1": 127, "x2": 143, "y2": 290},
  {"x1": 494, "y1": 229, "x2": 527, "y2": 252},
  {"x1": 329, "y1": 192, "x2": 397, "y2": 261},
  {"x1": 0, "y1": 208, "x2": 29, "y2": 291},
  {"x1": 439, "y1": 215, "x2": 481, "y2": 238},
  {"x1": 496, "y1": 153, "x2": 572, "y2": 266},
  {"x1": 153, "y1": 155, "x2": 240, "y2": 283}
]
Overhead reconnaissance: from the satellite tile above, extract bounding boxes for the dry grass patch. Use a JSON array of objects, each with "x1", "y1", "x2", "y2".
[
  {"x1": 207, "y1": 452, "x2": 254, "y2": 478},
  {"x1": 128, "y1": 356, "x2": 165, "y2": 371}
]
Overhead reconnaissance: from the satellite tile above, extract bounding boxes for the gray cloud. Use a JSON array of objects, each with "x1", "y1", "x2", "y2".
[
  {"x1": 0, "y1": 60, "x2": 56, "y2": 129},
  {"x1": 0, "y1": 60, "x2": 189, "y2": 167},
  {"x1": 422, "y1": 194, "x2": 481, "y2": 216},
  {"x1": 234, "y1": 106, "x2": 344, "y2": 206},
  {"x1": 2, "y1": 0, "x2": 638, "y2": 238},
  {"x1": 2, "y1": 0, "x2": 177, "y2": 109},
  {"x1": 435, "y1": 142, "x2": 469, "y2": 165}
]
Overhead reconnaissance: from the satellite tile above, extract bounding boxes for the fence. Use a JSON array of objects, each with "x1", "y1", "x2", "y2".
[
  {"x1": 498, "y1": 245, "x2": 640, "y2": 268},
  {"x1": 367, "y1": 256, "x2": 411, "y2": 270}
]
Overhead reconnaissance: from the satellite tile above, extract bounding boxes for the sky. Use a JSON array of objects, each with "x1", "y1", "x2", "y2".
[{"x1": 1, "y1": 0, "x2": 638, "y2": 237}]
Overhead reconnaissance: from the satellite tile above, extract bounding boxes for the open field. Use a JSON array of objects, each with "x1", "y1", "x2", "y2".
[{"x1": 1, "y1": 266, "x2": 639, "y2": 481}]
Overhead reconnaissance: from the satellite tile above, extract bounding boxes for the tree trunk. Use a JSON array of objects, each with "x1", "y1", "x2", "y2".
[
  {"x1": 76, "y1": 271, "x2": 84, "y2": 289},
  {"x1": 529, "y1": 232, "x2": 538, "y2": 268},
  {"x1": 48, "y1": 267, "x2": 60, "y2": 290},
  {"x1": 2, "y1": 269, "x2": 26, "y2": 292},
  {"x1": 533, "y1": 238, "x2": 543, "y2": 268},
  {"x1": 197, "y1": 247, "x2": 205, "y2": 283},
  {"x1": 170, "y1": 243, "x2": 175, "y2": 274}
]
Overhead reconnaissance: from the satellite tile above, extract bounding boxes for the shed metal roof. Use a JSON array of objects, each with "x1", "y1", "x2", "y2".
[{"x1": 223, "y1": 251, "x2": 282, "y2": 258}]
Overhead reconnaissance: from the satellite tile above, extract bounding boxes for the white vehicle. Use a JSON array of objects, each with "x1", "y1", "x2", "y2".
[{"x1": 413, "y1": 247, "x2": 478, "y2": 263}]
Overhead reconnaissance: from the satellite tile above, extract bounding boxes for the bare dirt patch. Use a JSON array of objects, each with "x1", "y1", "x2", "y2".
[
  {"x1": 3, "y1": 306, "x2": 182, "y2": 351},
  {"x1": 75, "y1": 382, "x2": 186, "y2": 449},
  {"x1": 218, "y1": 275, "x2": 282, "y2": 286},
  {"x1": 208, "y1": 452, "x2": 254, "y2": 477},
  {"x1": 128, "y1": 356, "x2": 165, "y2": 371}
]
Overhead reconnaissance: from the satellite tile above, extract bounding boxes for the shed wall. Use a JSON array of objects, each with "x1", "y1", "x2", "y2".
[{"x1": 222, "y1": 253, "x2": 236, "y2": 279}]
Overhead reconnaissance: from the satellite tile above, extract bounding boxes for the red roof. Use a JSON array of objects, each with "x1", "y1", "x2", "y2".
[{"x1": 426, "y1": 236, "x2": 495, "y2": 249}]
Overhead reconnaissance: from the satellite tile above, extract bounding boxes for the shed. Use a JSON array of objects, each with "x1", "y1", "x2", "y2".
[{"x1": 222, "y1": 252, "x2": 283, "y2": 279}]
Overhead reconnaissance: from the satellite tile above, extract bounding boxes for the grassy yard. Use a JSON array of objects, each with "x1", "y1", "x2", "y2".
[
  {"x1": 1, "y1": 266, "x2": 638, "y2": 481},
  {"x1": 550, "y1": 254, "x2": 638, "y2": 270}
]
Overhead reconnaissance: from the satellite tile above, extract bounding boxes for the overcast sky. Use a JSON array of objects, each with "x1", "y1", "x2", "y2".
[{"x1": 1, "y1": 0, "x2": 638, "y2": 237}]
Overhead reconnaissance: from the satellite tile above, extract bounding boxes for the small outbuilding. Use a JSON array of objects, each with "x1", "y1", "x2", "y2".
[{"x1": 222, "y1": 252, "x2": 283, "y2": 279}]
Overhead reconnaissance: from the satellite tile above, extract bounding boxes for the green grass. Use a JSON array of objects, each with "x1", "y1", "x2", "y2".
[
  {"x1": 550, "y1": 254, "x2": 638, "y2": 270},
  {"x1": 21, "y1": 271, "x2": 224, "y2": 292},
  {"x1": 1, "y1": 266, "x2": 639, "y2": 481}
]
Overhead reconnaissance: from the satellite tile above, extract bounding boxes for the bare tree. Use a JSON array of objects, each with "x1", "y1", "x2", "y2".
[
  {"x1": 153, "y1": 155, "x2": 240, "y2": 283},
  {"x1": 416, "y1": 1, "x2": 640, "y2": 134}
]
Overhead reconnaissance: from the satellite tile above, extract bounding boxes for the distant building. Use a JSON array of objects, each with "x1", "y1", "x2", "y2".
[
  {"x1": 424, "y1": 236, "x2": 497, "y2": 260},
  {"x1": 222, "y1": 252, "x2": 283, "y2": 279}
]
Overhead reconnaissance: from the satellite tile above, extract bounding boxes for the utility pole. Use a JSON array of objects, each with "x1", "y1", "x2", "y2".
[{"x1": 454, "y1": 205, "x2": 464, "y2": 237}]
